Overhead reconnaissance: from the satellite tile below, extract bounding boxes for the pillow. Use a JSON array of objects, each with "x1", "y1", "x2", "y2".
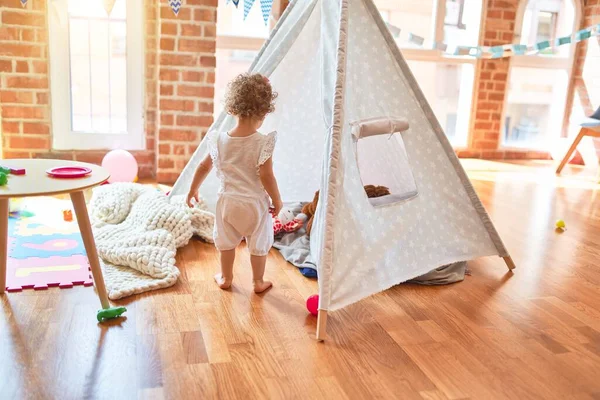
[{"x1": 350, "y1": 116, "x2": 409, "y2": 140}]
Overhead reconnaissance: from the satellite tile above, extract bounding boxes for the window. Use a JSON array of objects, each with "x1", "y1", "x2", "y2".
[
  {"x1": 215, "y1": 0, "x2": 271, "y2": 117},
  {"x1": 503, "y1": 0, "x2": 578, "y2": 149},
  {"x1": 443, "y1": 0, "x2": 481, "y2": 47},
  {"x1": 519, "y1": 0, "x2": 573, "y2": 56},
  {"x1": 215, "y1": 1, "x2": 480, "y2": 146},
  {"x1": 48, "y1": 0, "x2": 144, "y2": 150},
  {"x1": 352, "y1": 117, "x2": 418, "y2": 208},
  {"x1": 406, "y1": 61, "x2": 475, "y2": 145},
  {"x1": 374, "y1": 0, "x2": 482, "y2": 146},
  {"x1": 444, "y1": 0, "x2": 466, "y2": 29},
  {"x1": 376, "y1": 0, "x2": 436, "y2": 48},
  {"x1": 504, "y1": 67, "x2": 569, "y2": 147}
]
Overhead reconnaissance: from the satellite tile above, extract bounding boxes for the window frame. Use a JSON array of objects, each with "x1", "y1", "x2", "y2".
[
  {"x1": 48, "y1": 0, "x2": 145, "y2": 151},
  {"x1": 501, "y1": 0, "x2": 582, "y2": 149},
  {"x1": 215, "y1": 0, "x2": 482, "y2": 147},
  {"x1": 395, "y1": 0, "x2": 482, "y2": 148}
]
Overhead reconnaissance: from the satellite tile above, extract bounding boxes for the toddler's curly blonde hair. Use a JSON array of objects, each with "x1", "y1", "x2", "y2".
[{"x1": 224, "y1": 73, "x2": 277, "y2": 119}]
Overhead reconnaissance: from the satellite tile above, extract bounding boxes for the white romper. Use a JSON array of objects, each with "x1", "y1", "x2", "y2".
[{"x1": 207, "y1": 130, "x2": 277, "y2": 256}]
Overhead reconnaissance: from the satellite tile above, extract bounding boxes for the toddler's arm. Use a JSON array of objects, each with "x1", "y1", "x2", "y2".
[
  {"x1": 259, "y1": 158, "x2": 282, "y2": 215},
  {"x1": 186, "y1": 153, "x2": 213, "y2": 207}
]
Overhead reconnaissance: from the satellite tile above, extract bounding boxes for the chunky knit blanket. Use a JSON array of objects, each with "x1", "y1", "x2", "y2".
[{"x1": 88, "y1": 183, "x2": 214, "y2": 300}]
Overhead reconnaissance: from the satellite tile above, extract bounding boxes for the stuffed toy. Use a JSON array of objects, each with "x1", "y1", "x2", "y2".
[
  {"x1": 303, "y1": 185, "x2": 390, "y2": 237},
  {"x1": 271, "y1": 207, "x2": 306, "y2": 235}
]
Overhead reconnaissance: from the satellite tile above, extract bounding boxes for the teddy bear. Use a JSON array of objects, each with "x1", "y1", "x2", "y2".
[
  {"x1": 271, "y1": 207, "x2": 307, "y2": 235},
  {"x1": 302, "y1": 185, "x2": 390, "y2": 237}
]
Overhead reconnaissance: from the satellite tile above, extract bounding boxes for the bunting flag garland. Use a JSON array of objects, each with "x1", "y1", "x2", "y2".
[
  {"x1": 20, "y1": 0, "x2": 27, "y2": 6},
  {"x1": 168, "y1": 0, "x2": 182, "y2": 16},
  {"x1": 398, "y1": 22, "x2": 600, "y2": 59},
  {"x1": 226, "y1": 0, "x2": 272, "y2": 24},
  {"x1": 102, "y1": 0, "x2": 117, "y2": 16},
  {"x1": 259, "y1": 0, "x2": 274, "y2": 24},
  {"x1": 243, "y1": 0, "x2": 255, "y2": 20}
]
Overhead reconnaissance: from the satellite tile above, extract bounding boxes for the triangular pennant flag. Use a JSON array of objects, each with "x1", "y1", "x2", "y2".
[
  {"x1": 489, "y1": 45, "x2": 504, "y2": 54},
  {"x1": 511, "y1": 44, "x2": 527, "y2": 55},
  {"x1": 575, "y1": 28, "x2": 591, "y2": 42},
  {"x1": 445, "y1": 45, "x2": 459, "y2": 55},
  {"x1": 244, "y1": 0, "x2": 255, "y2": 20},
  {"x1": 385, "y1": 23, "x2": 401, "y2": 38},
  {"x1": 232, "y1": 0, "x2": 239, "y2": 8},
  {"x1": 434, "y1": 41, "x2": 447, "y2": 52},
  {"x1": 555, "y1": 35, "x2": 571, "y2": 46},
  {"x1": 259, "y1": 0, "x2": 273, "y2": 24},
  {"x1": 20, "y1": 0, "x2": 27, "y2": 6},
  {"x1": 534, "y1": 40, "x2": 551, "y2": 50},
  {"x1": 467, "y1": 47, "x2": 482, "y2": 58},
  {"x1": 168, "y1": 0, "x2": 182, "y2": 16},
  {"x1": 452, "y1": 46, "x2": 471, "y2": 56},
  {"x1": 103, "y1": 0, "x2": 117, "y2": 16},
  {"x1": 408, "y1": 33, "x2": 424, "y2": 46}
]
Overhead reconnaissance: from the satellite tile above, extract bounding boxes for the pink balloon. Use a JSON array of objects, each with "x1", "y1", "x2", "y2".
[
  {"x1": 306, "y1": 294, "x2": 319, "y2": 316},
  {"x1": 102, "y1": 150, "x2": 138, "y2": 183}
]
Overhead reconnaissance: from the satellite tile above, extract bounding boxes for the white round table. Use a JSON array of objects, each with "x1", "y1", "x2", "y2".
[{"x1": 0, "y1": 159, "x2": 111, "y2": 309}]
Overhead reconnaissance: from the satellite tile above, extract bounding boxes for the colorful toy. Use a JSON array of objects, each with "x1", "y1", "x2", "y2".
[
  {"x1": 271, "y1": 207, "x2": 305, "y2": 235},
  {"x1": 6, "y1": 255, "x2": 92, "y2": 292},
  {"x1": 0, "y1": 172, "x2": 8, "y2": 186},
  {"x1": 306, "y1": 294, "x2": 319, "y2": 316},
  {"x1": 555, "y1": 219, "x2": 566, "y2": 230},
  {"x1": 101, "y1": 149, "x2": 138, "y2": 183},
  {"x1": 10, "y1": 167, "x2": 26, "y2": 175},
  {"x1": 46, "y1": 166, "x2": 91, "y2": 179},
  {"x1": 1, "y1": 165, "x2": 26, "y2": 175},
  {"x1": 97, "y1": 306, "x2": 127, "y2": 322},
  {"x1": 63, "y1": 209, "x2": 73, "y2": 222}
]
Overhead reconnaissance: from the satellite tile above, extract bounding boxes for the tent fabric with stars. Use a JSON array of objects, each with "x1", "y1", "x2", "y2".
[{"x1": 169, "y1": 0, "x2": 514, "y2": 340}]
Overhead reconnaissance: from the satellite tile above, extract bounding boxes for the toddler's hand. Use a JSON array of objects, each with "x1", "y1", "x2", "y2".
[
  {"x1": 271, "y1": 199, "x2": 283, "y2": 216},
  {"x1": 186, "y1": 191, "x2": 199, "y2": 208}
]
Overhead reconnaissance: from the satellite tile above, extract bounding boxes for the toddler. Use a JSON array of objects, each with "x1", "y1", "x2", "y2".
[{"x1": 186, "y1": 73, "x2": 282, "y2": 294}]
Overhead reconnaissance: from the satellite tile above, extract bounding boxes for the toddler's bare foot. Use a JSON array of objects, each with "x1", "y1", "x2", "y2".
[
  {"x1": 253, "y1": 280, "x2": 272, "y2": 294},
  {"x1": 214, "y1": 273, "x2": 232, "y2": 289}
]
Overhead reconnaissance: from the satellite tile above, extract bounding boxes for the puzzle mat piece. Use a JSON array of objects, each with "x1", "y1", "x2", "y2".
[
  {"x1": 15, "y1": 217, "x2": 80, "y2": 237},
  {"x1": 13, "y1": 197, "x2": 80, "y2": 236},
  {"x1": 8, "y1": 234, "x2": 86, "y2": 260},
  {"x1": 5, "y1": 255, "x2": 92, "y2": 292},
  {"x1": 8, "y1": 236, "x2": 16, "y2": 252}
]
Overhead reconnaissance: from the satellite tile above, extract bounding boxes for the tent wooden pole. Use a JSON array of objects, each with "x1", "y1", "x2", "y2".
[
  {"x1": 316, "y1": 310, "x2": 328, "y2": 341},
  {"x1": 503, "y1": 256, "x2": 516, "y2": 271}
]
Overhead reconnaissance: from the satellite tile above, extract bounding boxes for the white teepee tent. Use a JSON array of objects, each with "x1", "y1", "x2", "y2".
[{"x1": 170, "y1": 0, "x2": 515, "y2": 340}]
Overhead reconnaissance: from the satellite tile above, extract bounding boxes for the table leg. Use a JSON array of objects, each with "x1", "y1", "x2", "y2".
[
  {"x1": 0, "y1": 199, "x2": 8, "y2": 294},
  {"x1": 70, "y1": 191, "x2": 110, "y2": 309}
]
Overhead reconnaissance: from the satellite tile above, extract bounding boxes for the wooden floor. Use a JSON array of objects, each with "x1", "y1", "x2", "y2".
[{"x1": 2, "y1": 160, "x2": 600, "y2": 400}]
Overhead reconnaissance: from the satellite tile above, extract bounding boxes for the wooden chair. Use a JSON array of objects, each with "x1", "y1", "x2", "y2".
[{"x1": 556, "y1": 106, "x2": 600, "y2": 174}]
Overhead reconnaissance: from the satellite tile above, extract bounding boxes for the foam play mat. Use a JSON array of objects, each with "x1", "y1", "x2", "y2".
[{"x1": 6, "y1": 197, "x2": 92, "y2": 292}]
